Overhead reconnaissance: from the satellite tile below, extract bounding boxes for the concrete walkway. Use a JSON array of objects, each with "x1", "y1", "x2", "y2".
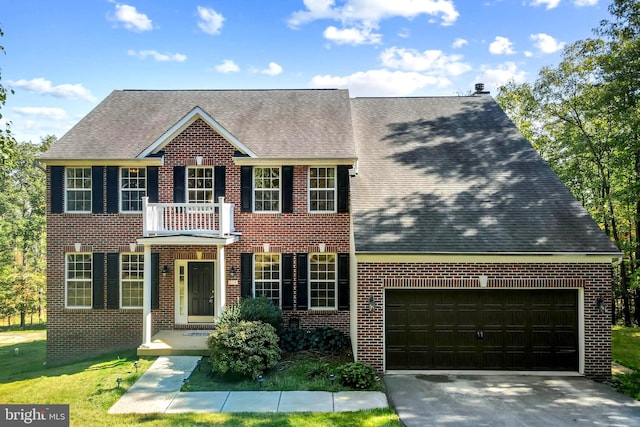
[{"x1": 108, "y1": 356, "x2": 388, "y2": 414}]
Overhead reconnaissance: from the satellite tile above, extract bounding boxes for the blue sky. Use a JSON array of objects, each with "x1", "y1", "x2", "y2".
[{"x1": 1, "y1": 0, "x2": 612, "y2": 143}]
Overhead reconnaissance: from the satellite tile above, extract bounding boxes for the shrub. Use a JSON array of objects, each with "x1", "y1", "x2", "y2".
[
  {"x1": 215, "y1": 300, "x2": 242, "y2": 328},
  {"x1": 280, "y1": 327, "x2": 310, "y2": 352},
  {"x1": 239, "y1": 297, "x2": 284, "y2": 333},
  {"x1": 207, "y1": 320, "x2": 281, "y2": 379},
  {"x1": 308, "y1": 326, "x2": 350, "y2": 353},
  {"x1": 307, "y1": 362, "x2": 333, "y2": 380},
  {"x1": 338, "y1": 362, "x2": 377, "y2": 389}
]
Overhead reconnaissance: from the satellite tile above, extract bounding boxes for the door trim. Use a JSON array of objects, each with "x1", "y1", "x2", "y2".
[{"x1": 175, "y1": 259, "x2": 216, "y2": 325}]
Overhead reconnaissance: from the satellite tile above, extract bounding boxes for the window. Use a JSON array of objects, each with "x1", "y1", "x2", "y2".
[
  {"x1": 121, "y1": 253, "x2": 144, "y2": 308},
  {"x1": 254, "y1": 253, "x2": 281, "y2": 306},
  {"x1": 309, "y1": 253, "x2": 337, "y2": 309},
  {"x1": 187, "y1": 167, "x2": 214, "y2": 203},
  {"x1": 120, "y1": 167, "x2": 146, "y2": 212},
  {"x1": 66, "y1": 253, "x2": 92, "y2": 308},
  {"x1": 65, "y1": 167, "x2": 91, "y2": 212},
  {"x1": 254, "y1": 167, "x2": 280, "y2": 212},
  {"x1": 309, "y1": 167, "x2": 336, "y2": 212}
]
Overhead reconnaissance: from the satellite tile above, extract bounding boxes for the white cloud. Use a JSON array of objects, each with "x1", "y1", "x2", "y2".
[
  {"x1": 530, "y1": 33, "x2": 566, "y2": 54},
  {"x1": 529, "y1": 0, "x2": 561, "y2": 9},
  {"x1": 288, "y1": 0, "x2": 459, "y2": 28},
  {"x1": 127, "y1": 50, "x2": 187, "y2": 62},
  {"x1": 261, "y1": 62, "x2": 283, "y2": 76},
  {"x1": 574, "y1": 0, "x2": 598, "y2": 5},
  {"x1": 310, "y1": 69, "x2": 449, "y2": 97},
  {"x1": 197, "y1": 6, "x2": 225, "y2": 35},
  {"x1": 7, "y1": 78, "x2": 96, "y2": 102},
  {"x1": 452, "y1": 38, "x2": 468, "y2": 49},
  {"x1": 12, "y1": 107, "x2": 68, "y2": 120},
  {"x1": 475, "y1": 62, "x2": 527, "y2": 90},
  {"x1": 398, "y1": 28, "x2": 410, "y2": 38},
  {"x1": 110, "y1": 3, "x2": 153, "y2": 32},
  {"x1": 380, "y1": 47, "x2": 471, "y2": 76},
  {"x1": 214, "y1": 59, "x2": 240, "y2": 73},
  {"x1": 489, "y1": 36, "x2": 515, "y2": 55},
  {"x1": 323, "y1": 25, "x2": 382, "y2": 45}
]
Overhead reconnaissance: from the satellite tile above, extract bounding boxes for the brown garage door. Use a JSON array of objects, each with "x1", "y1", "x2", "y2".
[{"x1": 385, "y1": 289, "x2": 578, "y2": 371}]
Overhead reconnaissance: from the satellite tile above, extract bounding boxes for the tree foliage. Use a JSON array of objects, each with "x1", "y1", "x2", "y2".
[
  {"x1": 0, "y1": 25, "x2": 17, "y2": 176},
  {"x1": 497, "y1": 0, "x2": 640, "y2": 325}
]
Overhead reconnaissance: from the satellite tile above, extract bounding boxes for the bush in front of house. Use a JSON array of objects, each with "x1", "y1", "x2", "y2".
[
  {"x1": 207, "y1": 320, "x2": 281, "y2": 379},
  {"x1": 239, "y1": 297, "x2": 284, "y2": 333},
  {"x1": 337, "y1": 361, "x2": 377, "y2": 389},
  {"x1": 307, "y1": 325, "x2": 350, "y2": 353},
  {"x1": 280, "y1": 326, "x2": 310, "y2": 352}
]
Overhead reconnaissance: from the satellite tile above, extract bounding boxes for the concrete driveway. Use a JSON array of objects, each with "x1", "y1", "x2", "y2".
[{"x1": 384, "y1": 374, "x2": 640, "y2": 426}]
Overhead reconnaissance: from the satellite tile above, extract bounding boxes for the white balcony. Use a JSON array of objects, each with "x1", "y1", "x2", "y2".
[{"x1": 142, "y1": 196, "x2": 235, "y2": 238}]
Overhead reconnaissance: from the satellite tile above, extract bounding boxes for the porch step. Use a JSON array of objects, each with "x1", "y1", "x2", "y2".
[
  {"x1": 137, "y1": 347, "x2": 209, "y2": 357},
  {"x1": 137, "y1": 330, "x2": 212, "y2": 357}
]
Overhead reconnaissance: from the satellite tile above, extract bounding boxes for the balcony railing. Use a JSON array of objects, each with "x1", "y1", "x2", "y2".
[{"x1": 142, "y1": 197, "x2": 235, "y2": 238}]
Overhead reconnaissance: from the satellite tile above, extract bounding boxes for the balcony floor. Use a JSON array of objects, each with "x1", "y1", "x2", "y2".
[{"x1": 137, "y1": 330, "x2": 213, "y2": 357}]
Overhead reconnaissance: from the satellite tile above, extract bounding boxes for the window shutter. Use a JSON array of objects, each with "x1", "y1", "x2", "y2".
[
  {"x1": 173, "y1": 166, "x2": 185, "y2": 203},
  {"x1": 214, "y1": 166, "x2": 226, "y2": 201},
  {"x1": 92, "y1": 253, "x2": 105, "y2": 309},
  {"x1": 282, "y1": 254, "x2": 294, "y2": 311},
  {"x1": 147, "y1": 166, "x2": 159, "y2": 203},
  {"x1": 296, "y1": 253, "x2": 308, "y2": 310},
  {"x1": 91, "y1": 166, "x2": 104, "y2": 214},
  {"x1": 151, "y1": 252, "x2": 159, "y2": 309},
  {"x1": 337, "y1": 165, "x2": 349, "y2": 213},
  {"x1": 240, "y1": 166, "x2": 252, "y2": 212},
  {"x1": 106, "y1": 166, "x2": 119, "y2": 213},
  {"x1": 337, "y1": 253, "x2": 350, "y2": 311},
  {"x1": 241, "y1": 253, "x2": 253, "y2": 299},
  {"x1": 50, "y1": 166, "x2": 64, "y2": 213},
  {"x1": 282, "y1": 166, "x2": 293, "y2": 213},
  {"x1": 106, "y1": 253, "x2": 119, "y2": 309}
]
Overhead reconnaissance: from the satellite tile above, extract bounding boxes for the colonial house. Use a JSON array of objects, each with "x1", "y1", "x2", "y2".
[{"x1": 40, "y1": 88, "x2": 620, "y2": 381}]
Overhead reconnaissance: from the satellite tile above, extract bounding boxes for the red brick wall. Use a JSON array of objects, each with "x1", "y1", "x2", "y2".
[{"x1": 356, "y1": 262, "x2": 612, "y2": 381}]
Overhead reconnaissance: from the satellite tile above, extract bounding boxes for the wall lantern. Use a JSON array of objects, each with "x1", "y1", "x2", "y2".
[
  {"x1": 368, "y1": 295, "x2": 377, "y2": 312},
  {"x1": 596, "y1": 296, "x2": 607, "y2": 314},
  {"x1": 162, "y1": 265, "x2": 170, "y2": 277},
  {"x1": 229, "y1": 266, "x2": 236, "y2": 278}
]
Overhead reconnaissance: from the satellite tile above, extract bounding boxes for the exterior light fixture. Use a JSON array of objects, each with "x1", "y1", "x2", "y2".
[
  {"x1": 257, "y1": 375, "x2": 265, "y2": 388},
  {"x1": 162, "y1": 265, "x2": 170, "y2": 277},
  {"x1": 116, "y1": 377, "x2": 123, "y2": 388},
  {"x1": 196, "y1": 359, "x2": 202, "y2": 371},
  {"x1": 133, "y1": 361, "x2": 139, "y2": 373},
  {"x1": 229, "y1": 266, "x2": 236, "y2": 278},
  {"x1": 329, "y1": 374, "x2": 336, "y2": 386},
  {"x1": 596, "y1": 296, "x2": 606, "y2": 314},
  {"x1": 368, "y1": 296, "x2": 377, "y2": 312}
]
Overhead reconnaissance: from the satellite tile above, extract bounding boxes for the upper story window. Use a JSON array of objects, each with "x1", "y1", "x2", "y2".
[
  {"x1": 254, "y1": 167, "x2": 280, "y2": 212},
  {"x1": 65, "y1": 167, "x2": 91, "y2": 212},
  {"x1": 120, "y1": 167, "x2": 146, "y2": 212},
  {"x1": 187, "y1": 166, "x2": 214, "y2": 203},
  {"x1": 309, "y1": 253, "x2": 337, "y2": 310},
  {"x1": 254, "y1": 253, "x2": 281, "y2": 306},
  {"x1": 66, "y1": 253, "x2": 92, "y2": 308},
  {"x1": 309, "y1": 167, "x2": 336, "y2": 213},
  {"x1": 121, "y1": 253, "x2": 144, "y2": 308}
]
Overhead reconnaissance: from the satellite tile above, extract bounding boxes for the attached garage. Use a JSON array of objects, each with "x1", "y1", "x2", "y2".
[{"x1": 385, "y1": 289, "x2": 579, "y2": 371}]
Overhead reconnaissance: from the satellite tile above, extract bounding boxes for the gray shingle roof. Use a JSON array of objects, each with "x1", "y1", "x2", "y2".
[
  {"x1": 350, "y1": 96, "x2": 619, "y2": 254},
  {"x1": 41, "y1": 89, "x2": 356, "y2": 160}
]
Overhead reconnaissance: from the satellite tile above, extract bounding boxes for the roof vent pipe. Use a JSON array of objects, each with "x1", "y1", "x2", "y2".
[{"x1": 474, "y1": 83, "x2": 489, "y2": 95}]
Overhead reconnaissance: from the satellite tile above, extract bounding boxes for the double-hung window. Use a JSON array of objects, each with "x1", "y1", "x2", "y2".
[
  {"x1": 121, "y1": 253, "x2": 144, "y2": 308},
  {"x1": 309, "y1": 253, "x2": 337, "y2": 309},
  {"x1": 309, "y1": 167, "x2": 336, "y2": 213},
  {"x1": 187, "y1": 166, "x2": 214, "y2": 203},
  {"x1": 254, "y1": 253, "x2": 281, "y2": 306},
  {"x1": 65, "y1": 167, "x2": 91, "y2": 212},
  {"x1": 254, "y1": 167, "x2": 280, "y2": 212},
  {"x1": 66, "y1": 253, "x2": 92, "y2": 308},
  {"x1": 120, "y1": 167, "x2": 146, "y2": 212}
]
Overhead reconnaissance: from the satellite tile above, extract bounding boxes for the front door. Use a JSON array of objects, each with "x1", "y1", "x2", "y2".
[{"x1": 188, "y1": 262, "x2": 214, "y2": 322}]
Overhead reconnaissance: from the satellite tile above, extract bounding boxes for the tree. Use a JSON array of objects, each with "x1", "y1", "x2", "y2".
[{"x1": 0, "y1": 25, "x2": 17, "y2": 176}]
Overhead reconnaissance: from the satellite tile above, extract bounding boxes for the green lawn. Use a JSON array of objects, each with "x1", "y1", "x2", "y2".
[
  {"x1": 611, "y1": 326, "x2": 640, "y2": 400},
  {"x1": 0, "y1": 329, "x2": 400, "y2": 426}
]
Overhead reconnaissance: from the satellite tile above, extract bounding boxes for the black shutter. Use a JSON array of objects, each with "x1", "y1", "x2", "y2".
[
  {"x1": 91, "y1": 166, "x2": 104, "y2": 214},
  {"x1": 50, "y1": 166, "x2": 64, "y2": 213},
  {"x1": 214, "y1": 166, "x2": 226, "y2": 201},
  {"x1": 282, "y1": 254, "x2": 294, "y2": 311},
  {"x1": 337, "y1": 165, "x2": 349, "y2": 213},
  {"x1": 147, "y1": 166, "x2": 159, "y2": 203},
  {"x1": 241, "y1": 253, "x2": 253, "y2": 299},
  {"x1": 107, "y1": 253, "x2": 119, "y2": 309},
  {"x1": 337, "y1": 253, "x2": 350, "y2": 311},
  {"x1": 92, "y1": 253, "x2": 105, "y2": 309},
  {"x1": 173, "y1": 166, "x2": 185, "y2": 203},
  {"x1": 282, "y1": 166, "x2": 293, "y2": 213},
  {"x1": 151, "y1": 252, "x2": 159, "y2": 309},
  {"x1": 106, "y1": 166, "x2": 119, "y2": 213},
  {"x1": 296, "y1": 253, "x2": 308, "y2": 310},
  {"x1": 240, "y1": 166, "x2": 252, "y2": 212}
]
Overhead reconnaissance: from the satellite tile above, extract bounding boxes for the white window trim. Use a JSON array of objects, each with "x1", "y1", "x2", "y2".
[
  {"x1": 65, "y1": 252, "x2": 92, "y2": 309},
  {"x1": 64, "y1": 167, "x2": 92, "y2": 214},
  {"x1": 120, "y1": 167, "x2": 147, "y2": 213},
  {"x1": 120, "y1": 252, "x2": 144, "y2": 309},
  {"x1": 253, "y1": 167, "x2": 281, "y2": 213},
  {"x1": 308, "y1": 166, "x2": 337, "y2": 214},
  {"x1": 253, "y1": 252, "x2": 282, "y2": 307},
  {"x1": 186, "y1": 166, "x2": 215, "y2": 204},
  {"x1": 308, "y1": 252, "x2": 338, "y2": 311}
]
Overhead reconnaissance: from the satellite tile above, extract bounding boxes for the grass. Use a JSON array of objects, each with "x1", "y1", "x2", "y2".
[
  {"x1": 0, "y1": 328, "x2": 400, "y2": 426},
  {"x1": 184, "y1": 350, "x2": 384, "y2": 392},
  {"x1": 611, "y1": 325, "x2": 640, "y2": 400}
]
